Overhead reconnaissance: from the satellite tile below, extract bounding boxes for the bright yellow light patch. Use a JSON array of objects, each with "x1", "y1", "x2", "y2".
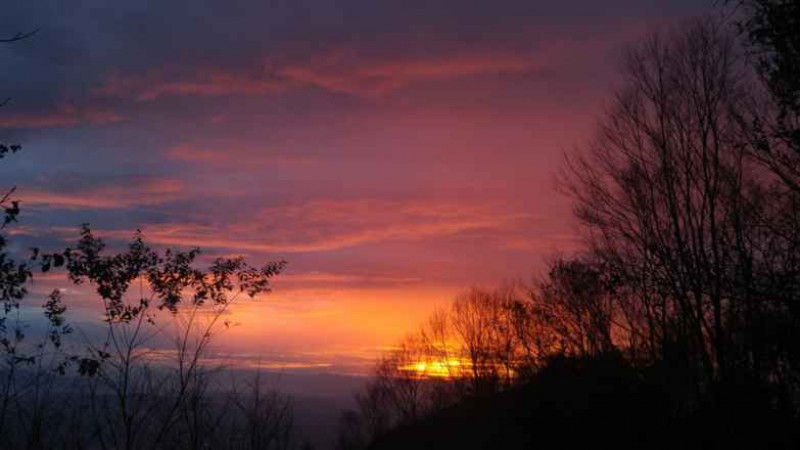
[{"x1": 402, "y1": 357, "x2": 466, "y2": 378}]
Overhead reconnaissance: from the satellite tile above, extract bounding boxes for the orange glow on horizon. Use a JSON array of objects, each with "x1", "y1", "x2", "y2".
[{"x1": 401, "y1": 357, "x2": 469, "y2": 378}]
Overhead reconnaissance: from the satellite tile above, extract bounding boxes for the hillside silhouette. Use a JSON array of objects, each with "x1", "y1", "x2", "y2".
[{"x1": 369, "y1": 354, "x2": 798, "y2": 450}]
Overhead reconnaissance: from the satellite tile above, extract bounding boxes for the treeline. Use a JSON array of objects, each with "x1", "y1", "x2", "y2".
[
  {"x1": 339, "y1": 8, "x2": 800, "y2": 449},
  {"x1": 1, "y1": 28, "x2": 307, "y2": 448},
  {"x1": 0, "y1": 222, "x2": 307, "y2": 449}
]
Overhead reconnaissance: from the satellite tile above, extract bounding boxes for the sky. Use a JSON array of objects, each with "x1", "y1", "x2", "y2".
[{"x1": 0, "y1": 0, "x2": 711, "y2": 375}]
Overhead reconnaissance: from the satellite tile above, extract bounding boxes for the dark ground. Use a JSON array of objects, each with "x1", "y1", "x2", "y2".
[{"x1": 370, "y1": 356, "x2": 799, "y2": 450}]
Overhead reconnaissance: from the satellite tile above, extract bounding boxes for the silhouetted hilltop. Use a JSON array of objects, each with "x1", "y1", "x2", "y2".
[{"x1": 369, "y1": 354, "x2": 798, "y2": 450}]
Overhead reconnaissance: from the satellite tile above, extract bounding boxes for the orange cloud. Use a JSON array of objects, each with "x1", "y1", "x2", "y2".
[
  {"x1": 22, "y1": 179, "x2": 182, "y2": 210},
  {"x1": 276, "y1": 271, "x2": 422, "y2": 286},
  {"x1": 214, "y1": 284, "x2": 456, "y2": 361}
]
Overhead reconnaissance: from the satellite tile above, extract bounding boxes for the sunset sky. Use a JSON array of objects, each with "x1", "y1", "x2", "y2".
[{"x1": 0, "y1": 0, "x2": 709, "y2": 375}]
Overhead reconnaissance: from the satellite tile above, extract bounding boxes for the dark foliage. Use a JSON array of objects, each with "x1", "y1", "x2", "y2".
[
  {"x1": 369, "y1": 353, "x2": 798, "y2": 450},
  {"x1": 738, "y1": 0, "x2": 800, "y2": 117},
  {"x1": 732, "y1": 0, "x2": 800, "y2": 193},
  {"x1": 345, "y1": 14, "x2": 800, "y2": 450}
]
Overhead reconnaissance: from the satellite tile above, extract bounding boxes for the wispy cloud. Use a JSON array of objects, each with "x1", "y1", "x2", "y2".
[
  {"x1": 166, "y1": 143, "x2": 316, "y2": 165},
  {"x1": 21, "y1": 178, "x2": 182, "y2": 210},
  {"x1": 274, "y1": 49, "x2": 547, "y2": 97},
  {"x1": 55, "y1": 199, "x2": 530, "y2": 253},
  {"x1": 93, "y1": 70, "x2": 290, "y2": 101},
  {"x1": 92, "y1": 36, "x2": 612, "y2": 101},
  {"x1": 0, "y1": 102, "x2": 123, "y2": 129},
  {"x1": 277, "y1": 271, "x2": 421, "y2": 285}
]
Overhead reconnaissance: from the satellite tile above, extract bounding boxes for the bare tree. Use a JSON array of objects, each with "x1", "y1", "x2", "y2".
[
  {"x1": 536, "y1": 259, "x2": 616, "y2": 357},
  {"x1": 0, "y1": 28, "x2": 301, "y2": 450},
  {"x1": 229, "y1": 371, "x2": 295, "y2": 450},
  {"x1": 561, "y1": 16, "x2": 800, "y2": 403},
  {"x1": 23, "y1": 226, "x2": 288, "y2": 450}
]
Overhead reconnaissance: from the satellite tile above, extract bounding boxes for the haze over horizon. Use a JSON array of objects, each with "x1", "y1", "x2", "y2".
[{"x1": 0, "y1": 0, "x2": 709, "y2": 376}]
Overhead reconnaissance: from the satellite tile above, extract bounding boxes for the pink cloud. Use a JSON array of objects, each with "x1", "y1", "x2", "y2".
[
  {"x1": 0, "y1": 103, "x2": 123, "y2": 128},
  {"x1": 166, "y1": 144, "x2": 226, "y2": 163},
  {"x1": 166, "y1": 143, "x2": 315, "y2": 165},
  {"x1": 93, "y1": 50, "x2": 542, "y2": 101},
  {"x1": 92, "y1": 33, "x2": 631, "y2": 101},
  {"x1": 60, "y1": 199, "x2": 529, "y2": 253},
  {"x1": 22, "y1": 178, "x2": 183, "y2": 210},
  {"x1": 274, "y1": 50, "x2": 545, "y2": 97},
  {"x1": 93, "y1": 70, "x2": 293, "y2": 101}
]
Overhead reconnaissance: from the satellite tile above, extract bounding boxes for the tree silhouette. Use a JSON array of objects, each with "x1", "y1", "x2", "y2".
[
  {"x1": 351, "y1": 16, "x2": 800, "y2": 449},
  {"x1": 0, "y1": 28, "x2": 300, "y2": 450},
  {"x1": 562, "y1": 17, "x2": 776, "y2": 388}
]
